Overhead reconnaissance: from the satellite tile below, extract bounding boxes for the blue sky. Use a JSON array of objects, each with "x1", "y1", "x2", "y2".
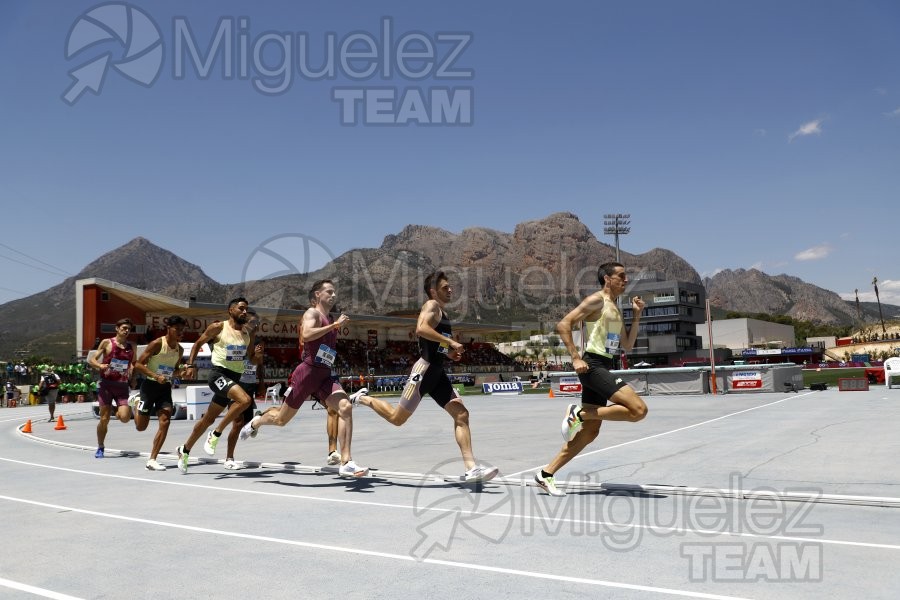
[{"x1": 2, "y1": 0, "x2": 899, "y2": 309}]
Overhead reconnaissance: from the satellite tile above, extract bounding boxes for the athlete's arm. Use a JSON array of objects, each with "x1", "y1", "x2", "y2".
[
  {"x1": 134, "y1": 338, "x2": 165, "y2": 382},
  {"x1": 557, "y1": 292, "x2": 605, "y2": 373},
  {"x1": 88, "y1": 339, "x2": 111, "y2": 371},
  {"x1": 301, "y1": 308, "x2": 348, "y2": 342},
  {"x1": 415, "y1": 301, "x2": 463, "y2": 353},
  {"x1": 183, "y1": 321, "x2": 223, "y2": 376}
]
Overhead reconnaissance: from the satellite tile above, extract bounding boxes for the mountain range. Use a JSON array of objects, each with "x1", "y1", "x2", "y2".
[{"x1": 1, "y1": 212, "x2": 895, "y2": 361}]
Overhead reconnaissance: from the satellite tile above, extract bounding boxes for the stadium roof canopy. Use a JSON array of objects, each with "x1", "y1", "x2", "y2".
[{"x1": 76, "y1": 278, "x2": 522, "y2": 355}]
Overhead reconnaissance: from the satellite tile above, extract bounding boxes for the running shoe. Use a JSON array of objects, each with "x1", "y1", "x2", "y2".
[
  {"x1": 326, "y1": 451, "x2": 341, "y2": 466},
  {"x1": 145, "y1": 459, "x2": 166, "y2": 471},
  {"x1": 462, "y1": 464, "x2": 500, "y2": 484},
  {"x1": 561, "y1": 403, "x2": 583, "y2": 441},
  {"x1": 239, "y1": 419, "x2": 257, "y2": 441},
  {"x1": 94, "y1": 447, "x2": 104, "y2": 459},
  {"x1": 223, "y1": 459, "x2": 240, "y2": 470},
  {"x1": 176, "y1": 445, "x2": 189, "y2": 474},
  {"x1": 203, "y1": 431, "x2": 219, "y2": 455},
  {"x1": 534, "y1": 471, "x2": 566, "y2": 497},
  {"x1": 339, "y1": 460, "x2": 369, "y2": 478},
  {"x1": 348, "y1": 387, "x2": 368, "y2": 406}
]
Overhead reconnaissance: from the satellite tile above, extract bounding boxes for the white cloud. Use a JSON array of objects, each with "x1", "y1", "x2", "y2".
[
  {"x1": 749, "y1": 262, "x2": 765, "y2": 271},
  {"x1": 795, "y1": 244, "x2": 832, "y2": 261},
  {"x1": 753, "y1": 128, "x2": 767, "y2": 137},
  {"x1": 885, "y1": 107, "x2": 900, "y2": 118},
  {"x1": 874, "y1": 87, "x2": 888, "y2": 96},
  {"x1": 788, "y1": 118, "x2": 824, "y2": 142}
]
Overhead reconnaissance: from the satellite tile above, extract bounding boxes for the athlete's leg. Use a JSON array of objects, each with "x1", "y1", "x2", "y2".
[
  {"x1": 444, "y1": 400, "x2": 476, "y2": 471},
  {"x1": 97, "y1": 404, "x2": 111, "y2": 448},
  {"x1": 183, "y1": 402, "x2": 225, "y2": 453},
  {"x1": 212, "y1": 385, "x2": 252, "y2": 434},
  {"x1": 544, "y1": 419, "x2": 603, "y2": 475},
  {"x1": 251, "y1": 401, "x2": 300, "y2": 428},
  {"x1": 326, "y1": 406, "x2": 338, "y2": 454},
  {"x1": 324, "y1": 393, "x2": 353, "y2": 462},
  {"x1": 580, "y1": 386, "x2": 647, "y2": 422},
  {"x1": 150, "y1": 408, "x2": 171, "y2": 461},
  {"x1": 358, "y1": 394, "x2": 413, "y2": 426}
]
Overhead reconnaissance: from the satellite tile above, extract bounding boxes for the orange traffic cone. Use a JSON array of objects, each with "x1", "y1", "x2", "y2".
[
  {"x1": 54, "y1": 415, "x2": 67, "y2": 430},
  {"x1": 22, "y1": 419, "x2": 32, "y2": 434},
  {"x1": 548, "y1": 388, "x2": 555, "y2": 398}
]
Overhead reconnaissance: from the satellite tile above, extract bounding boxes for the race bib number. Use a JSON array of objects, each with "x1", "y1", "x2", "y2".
[
  {"x1": 225, "y1": 344, "x2": 247, "y2": 362},
  {"x1": 315, "y1": 344, "x2": 337, "y2": 367},
  {"x1": 242, "y1": 363, "x2": 258, "y2": 383},
  {"x1": 155, "y1": 365, "x2": 174, "y2": 381},
  {"x1": 605, "y1": 333, "x2": 621, "y2": 354},
  {"x1": 438, "y1": 333, "x2": 452, "y2": 355},
  {"x1": 109, "y1": 358, "x2": 129, "y2": 374}
]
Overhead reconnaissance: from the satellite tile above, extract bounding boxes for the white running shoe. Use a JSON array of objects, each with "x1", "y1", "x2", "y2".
[
  {"x1": 239, "y1": 418, "x2": 257, "y2": 441},
  {"x1": 203, "y1": 431, "x2": 219, "y2": 456},
  {"x1": 462, "y1": 464, "x2": 500, "y2": 484},
  {"x1": 534, "y1": 471, "x2": 566, "y2": 497},
  {"x1": 223, "y1": 459, "x2": 240, "y2": 470},
  {"x1": 326, "y1": 451, "x2": 341, "y2": 466},
  {"x1": 348, "y1": 387, "x2": 368, "y2": 406},
  {"x1": 339, "y1": 460, "x2": 369, "y2": 478},
  {"x1": 561, "y1": 403, "x2": 583, "y2": 441},
  {"x1": 176, "y1": 445, "x2": 189, "y2": 474},
  {"x1": 145, "y1": 458, "x2": 166, "y2": 471}
]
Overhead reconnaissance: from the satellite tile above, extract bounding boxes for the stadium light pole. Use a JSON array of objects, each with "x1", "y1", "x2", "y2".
[
  {"x1": 603, "y1": 214, "x2": 631, "y2": 263},
  {"x1": 873, "y1": 276, "x2": 887, "y2": 335},
  {"x1": 604, "y1": 214, "x2": 632, "y2": 368}
]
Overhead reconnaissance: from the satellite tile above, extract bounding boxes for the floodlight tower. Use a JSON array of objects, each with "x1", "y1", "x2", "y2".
[
  {"x1": 873, "y1": 276, "x2": 887, "y2": 335},
  {"x1": 603, "y1": 213, "x2": 631, "y2": 262}
]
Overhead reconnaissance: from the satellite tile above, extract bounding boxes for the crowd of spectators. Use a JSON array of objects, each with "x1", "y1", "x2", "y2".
[{"x1": 852, "y1": 331, "x2": 900, "y2": 344}]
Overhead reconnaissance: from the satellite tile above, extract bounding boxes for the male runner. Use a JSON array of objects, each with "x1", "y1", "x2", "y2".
[
  {"x1": 534, "y1": 261, "x2": 648, "y2": 496},
  {"x1": 88, "y1": 318, "x2": 136, "y2": 458},
  {"x1": 176, "y1": 298, "x2": 257, "y2": 473},
  {"x1": 355, "y1": 271, "x2": 498, "y2": 483},
  {"x1": 240, "y1": 280, "x2": 368, "y2": 478}
]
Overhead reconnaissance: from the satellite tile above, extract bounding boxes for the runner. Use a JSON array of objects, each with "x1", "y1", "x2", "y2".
[
  {"x1": 133, "y1": 315, "x2": 188, "y2": 471},
  {"x1": 240, "y1": 280, "x2": 368, "y2": 478},
  {"x1": 176, "y1": 298, "x2": 257, "y2": 473},
  {"x1": 534, "y1": 261, "x2": 648, "y2": 497},
  {"x1": 222, "y1": 310, "x2": 264, "y2": 470},
  {"x1": 88, "y1": 318, "x2": 136, "y2": 458},
  {"x1": 354, "y1": 271, "x2": 499, "y2": 483}
]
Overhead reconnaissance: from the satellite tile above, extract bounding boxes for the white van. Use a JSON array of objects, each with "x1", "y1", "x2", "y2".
[{"x1": 91, "y1": 342, "x2": 212, "y2": 419}]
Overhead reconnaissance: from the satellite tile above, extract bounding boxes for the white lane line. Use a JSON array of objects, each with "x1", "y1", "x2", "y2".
[
  {"x1": 0, "y1": 494, "x2": 751, "y2": 600},
  {"x1": 2, "y1": 456, "x2": 898, "y2": 552},
  {"x1": 0, "y1": 577, "x2": 84, "y2": 600},
  {"x1": 508, "y1": 393, "x2": 814, "y2": 477}
]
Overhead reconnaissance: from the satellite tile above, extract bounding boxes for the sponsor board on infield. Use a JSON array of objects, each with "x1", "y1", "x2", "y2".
[
  {"x1": 731, "y1": 370, "x2": 762, "y2": 389},
  {"x1": 558, "y1": 375, "x2": 583, "y2": 393},
  {"x1": 482, "y1": 381, "x2": 524, "y2": 394}
]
